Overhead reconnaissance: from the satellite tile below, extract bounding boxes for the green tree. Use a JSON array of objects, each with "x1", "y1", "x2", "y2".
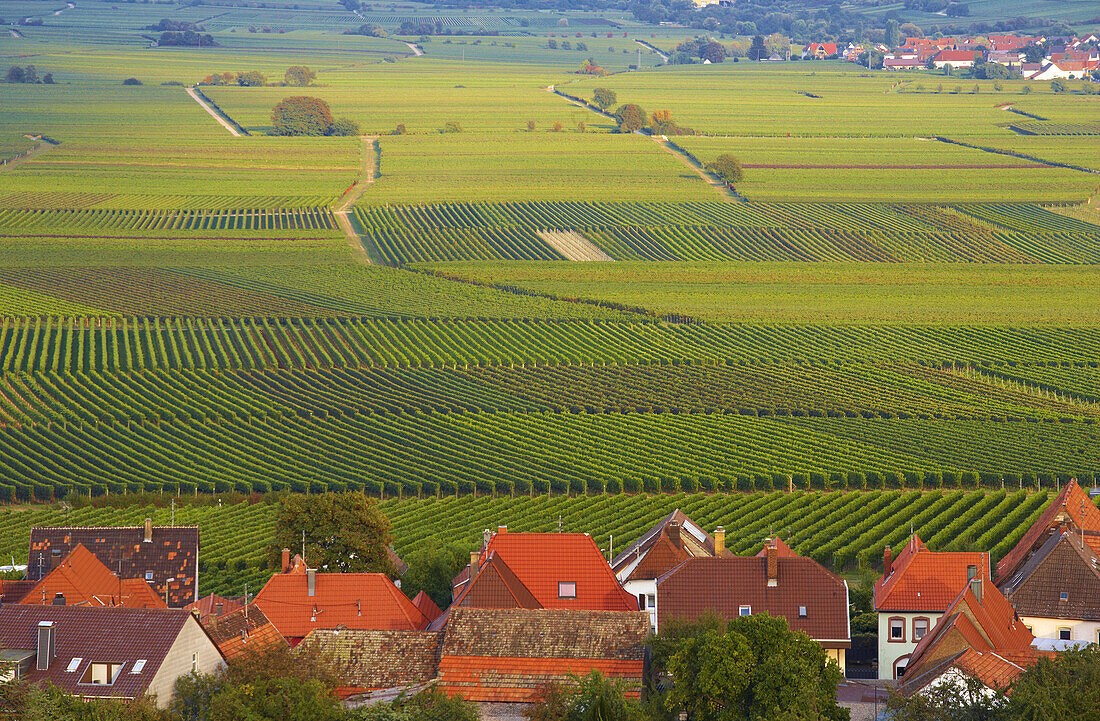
[
  {"x1": 1050, "y1": 78, "x2": 1069, "y2": 93},
  {"x1": 667, "y1": 628, "x2": 752, "y2": 720},
  {"x1": 885, "y1": 18, "x2": 901, "y2": 49},
  {"x1": 1007, "y1": 645, "x2": 1100, "y2": 718},
  {"x1": 592, "y1": 87, "x2": 617, "y2": 110},
  {"x1": 705, "y1": 154, "x2": 744, "y2": 186},
  {"x1": 330, "y1": 117, "x2": 360, "y2": 136},
  {"x1": 885, "y1": 675, "x2": 1005, "y2": 720},
  {"x1": 267, "y1": 491, "x2": 396, "y2": 573},
  {"x1": 523, "y1": 671, "x2": 639, "y2": 721},
  {"x1": 284, "y1": 65, "x2": 316, "y2": 86},
  {"x1": 237, "y1": 70, "x2": 266, "y2": 86},
  {"x1": 401, "y1": 539, "x2": 470, "y2": 609},
  {"x1": 747, "y1": 35, "x2": 767, "y2": 61},
  {"x1": 613, "y1": 103, "x2": 647, "y2": 133}
]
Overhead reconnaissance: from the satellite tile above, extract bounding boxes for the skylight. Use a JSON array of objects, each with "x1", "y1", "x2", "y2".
[
  {"x1": 66, "y1": 657, "x2": 83, "y2": 672},
  {"x1": 131, "y1": 659, "x2": 147, "y2": 674}
]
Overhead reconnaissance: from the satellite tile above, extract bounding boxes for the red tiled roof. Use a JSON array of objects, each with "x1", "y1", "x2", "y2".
[
  {"x1": 29, "y1": 525, "x2": 199, "y2": 607},
  {"x1": 184, "y1": 593, "x2": 244, "y2": 622},
  {"x1": 202, "y1": 604, "x2": 286, "y2": 661},
  {"x1": 0, "y1": 605, "x2": 213, "y2": 700},
  {"x1": 19, "y1": 544, "x2": 166, "y2": 609},
  {"x1": 460, "y1": 532, "x2": 636, "y2": 612},
  {"x1": 656, "y1": 556, "x2": 850, "y2": 644},
  {"x1": 995, "y1": 481, "x2": 1100, "y2": 582},
  {"x1": 807, "y1": 43, "x2": 837, "y2": 54},
  {"x1": 899, "y1": 579, "x2": 1035, "y2": 696},
  {"x1": 936, "y1": 50, "x2": 983, "y2": 62},
  {"x1": 254, "y1": 557, "x2": 428, "y2": 642},
  {"x1": 874, "y1": 536, "x2": 989, "y2": 612},
  {"x1": 755, "y1": 537, "x2": 798, "y2": 558},
  {"x1": 412, "y1": 591, "x2": 443, "y2": 622}
]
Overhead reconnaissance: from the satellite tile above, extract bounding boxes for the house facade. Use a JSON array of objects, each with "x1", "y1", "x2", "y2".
[{"x1": 873, "y1": 536, "x2": 990, "y2": 679}]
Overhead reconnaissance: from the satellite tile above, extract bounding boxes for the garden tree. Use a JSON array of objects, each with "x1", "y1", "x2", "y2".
[
  {"x1": 1050, "y1": 78, "x2": 1068, "y2": 93},
  {"x1": 237, "y1": 70, "x2": 266, "y2": 86},
  {"x1": 701, "y1": 40, "x2": 726, "y2": 63},
  {"x1": 1023, "y1": 44, "x2": 1044, "y2": 63},
  {"x1": 346, "y1": 688, "x2": 480, "y2": 721},
  {"x1": 747, "y1": 35, "x2": 768, "y2": 61},
  {"x1": 613, "y1": 103, "x2": 647, "y2": 133},
  {"x1": 22, "y1": 65, "x2": 38, "y2": 83},
  {"x1": 660, "y1": 614, "x2": 847, "y2": 721},
  {"x1": 523, "y1": 671, "x2": 639, "y2": 721},
  {"x1": 268, "y1": 491, "x2": 397, "y2": 574},
  {"x1": 885, "y1": 675, "x2": 1005, "y2": 721},
  {"x1": 284, "y1": 65, "x2": 316, "y2": 86},
  {"x1": 885, "y1": 18, "x2": 901, "y2": 48},
  {"x1": 592, "y1": 87, "x2": 617, "y2": 110},
  {"x1": 860, "y1": 49, "x2": 885, "y2": 69},
  {"x1": 705, "y1": 154, "x2": 744, "y2": 186},
  {"x1": 400, "y1": 539, "x2": 470, "y2": 608},
  {"x1": 171, "y1": 642, "x2": 343, "y2": 721},
  {"x1": 1006, "y1": 645, "x2": 1100, "y2": 718}
]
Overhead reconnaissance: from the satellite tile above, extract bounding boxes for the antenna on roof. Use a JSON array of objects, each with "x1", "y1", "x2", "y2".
[{"x1": 301, "y1": 530, "x2": 306, "y2": 563}]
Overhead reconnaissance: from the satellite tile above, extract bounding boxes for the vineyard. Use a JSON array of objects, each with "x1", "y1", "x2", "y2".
[
  {"x1": 0, "y1": 208, "x2": 336, "y2": 232},
  {"x1": 1, "y1": 318, "x2": 1100, "y2": 372},
  {"x1": 1, "y1": 489, "x2": 1095, "y2": 596},
  {"x1": 355, "y1": 202, "x2": 1100, "y2": 265}
]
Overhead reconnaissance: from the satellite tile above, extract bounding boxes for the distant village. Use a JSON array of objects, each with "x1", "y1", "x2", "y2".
[
  {"x1": 0, "y1": 481, "x2": 1098, "y2": 716},
  {"x1": 806, "y1": 32, "x2": 1100, "y2": 79}
]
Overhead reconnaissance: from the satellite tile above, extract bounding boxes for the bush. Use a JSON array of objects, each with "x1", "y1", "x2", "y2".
[
  {"x1": 329, "y1": 117, "x2": 359, "y2": 136},
  {"x1": 442, "y1": 121, "x2": 462, "y2": 133},
  {"x1": 270, "y1": 96, "x2": 334, "y2": 136},
  {"x1": 122, "y1": 77, "x2": 143, "y2": 85},
  {"x1": 284, "y1": 65, "x2": 316, "y2": 86},
  {"x1": 705, "y1": 154, "x2": 744, "y2": 185},
  {"x1": 613, "y1": 103, "x2": 646, "y2": 133}
]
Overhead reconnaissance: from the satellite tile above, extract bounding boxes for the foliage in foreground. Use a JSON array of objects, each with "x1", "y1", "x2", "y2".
[{"x1": 524, "y1": 671, "x2": 644, "y2": 721}]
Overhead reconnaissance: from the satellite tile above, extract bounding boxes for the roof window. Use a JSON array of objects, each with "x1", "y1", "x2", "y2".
[
  {"x1": 739, "y1": 605, "x2": 751, "y2": 616},
  {"x1": 65, "y1": 657, "x2": 82, "y2": 673},
  {"x1": 558, "y1": 582, "x2": 576, "y2": 599},
  {"x1": 131, "y1": 659, "x2": 147, "y2": 674},
  {"x1": 1060, "y1": 591, "x2": 1069, "y2": 602},
  {"x1": 798, "y1": 606, "x2": 807, "y2": 619}
]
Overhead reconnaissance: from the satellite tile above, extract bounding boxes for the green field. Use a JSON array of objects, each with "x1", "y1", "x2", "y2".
[{"x1": 419, "y1": 262, "x2": 1100, "y2": 324}]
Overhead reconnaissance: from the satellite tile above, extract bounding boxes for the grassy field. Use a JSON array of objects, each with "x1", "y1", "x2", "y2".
[{"x1": 419, "y1": 262, "x2": 1100, "y2": 324}]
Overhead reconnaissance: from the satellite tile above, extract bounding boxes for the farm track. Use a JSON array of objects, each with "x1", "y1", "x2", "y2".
[
  {"x1": 634, "y1": 39, "x2": 669, "y2": 61},
  {"x1": 652, "y1": 137, "x2": 740, "y2": 201},
  {"x1": 334, "y1": 136, "x2": 381, "y2": 265},
  {"x1": 404, "y1": 41, "x2": 423, "y2": 56},
  {"x1": 0, "y1": 143, "x2": 51, "y2": 172},
  {"x1": 536, "y1": 230, "x2": 614, "y2": 261},
  {"x1": 185, "y1": 87, "x2": 244, "y2": 137}
]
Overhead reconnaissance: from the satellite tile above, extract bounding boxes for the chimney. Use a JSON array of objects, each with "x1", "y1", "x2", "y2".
[
  {"x1": 143, "y1": 518, "x2": 153, "y2": 543},
  {"x1": 714, "y1": 527, "x2": 726, "y2": 556},
  {"x1": 36, "y1": 621, "x2": 55, "y2": 670},
  {"x1": 883, "y1": 546, "x2": 893, "y2": 576},
  {"x1": 498, "y1": 525, "x2": 508, "y2": 534},
  {"x1": 281, "y1": 548, "x2": 290, "y2": 573},
  {"x1": 766, "y1": 545, "x2": 778, "y2": 587},
  {"x1": 307, "y1": 569, "x2": 316, "y2": 598},
  {"x1": 668, "y1": 521, "x2": 682, "y2": 548},
  {"x1": 215, "y1": 602, "x2": 224, "y2": 617},
  {"x1": 470, "y1": 551, "x2": 480, "y2": 575},
  {"x1": 51, "y1": 593, "x2": 66, "y2": 606},
  {"x1": 970, "y1": 577, "x2": 983, "y2": 604}
]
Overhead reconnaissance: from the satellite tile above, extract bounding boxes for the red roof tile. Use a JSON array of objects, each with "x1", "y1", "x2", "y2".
[
  {"x1": 460, "y1": 533, "x2": 636, "y2": 612},
  {"x1": 874, "y1": 536, "x2": 989, "y2": 612},
  {"x1": 254, "y1": 557, "x2": 428, "y2": 642},
  {"x1": 202, "y1": 604, "x2": 287, "y2": 661},
  {"x1": 995, "y1": 481, "x2": 1100, "y2": 582},
  {"x1": 19, "y1": 544, "x2": 166, "y2": 609},
  {"x1": 412, "y1": 591, "x2": 443, "y2": 622},
  {"x1": 184, "y1": 593, "x2": 244, "y2": 622},
  {"x1": 936, "y1": 50, "x2": 983, "y2": 62}
]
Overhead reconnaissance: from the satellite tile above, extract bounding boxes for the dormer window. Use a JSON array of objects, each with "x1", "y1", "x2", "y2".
[
  {"x1": 558, "y1": 582, "x2": 576, "y2": 599},
  {"x1": 79, "y1": 662, "x2": 123, "y2": 685},
  {"x1": 739, "y1": 605, "x2": 751, "y2": 616}
]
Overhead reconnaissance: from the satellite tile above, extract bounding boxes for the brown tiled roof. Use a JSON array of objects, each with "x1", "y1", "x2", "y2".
[
  {"x1": 202, "y1": 604, "x2": 287, "y2": 661},
  {"x1": 304, "y1": 628, "x2": 443, "y2": 694},
  {"x1": 995, "y1": 481, "x2": 1100, "y2": 583},
  {"x1": 436, "y1": 607, "x2": 648, "y2": 703},
  {"x1": 29, "y1": 526, "x2": 199, "y2": 607},
  {"x1": 0, "y1": 605, "x2": 208, "y2": 700},
  {"x1": 0, "y1": 579, "x2": 35, "y2": 604},
  {"x1": 656, "y1": 556, "x2": 850, "y2": 645},
  {"x1": 184, "y1": 593, "x2": 244, "y2": 622},
  {"x1": 611, "y1": 509, "x2": 723, "y2": 578},
  {"x1": 626, "y1": 534, "x2": 690, "y2": 582},
  {"x1": 19, "y1": 544, "x2": 165, "y2": 610},
  {"x1": 874, "y1": 536, "x2": 989, "y2": 612},
  {"x1": 457, "y1": 553, "x2": 541, "y2": 609},
  {"x1": 1000, "y1": 530, "x2": 1100, "y2": 621}
]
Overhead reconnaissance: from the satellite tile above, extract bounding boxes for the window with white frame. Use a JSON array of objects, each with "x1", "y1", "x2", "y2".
[
  {"x1": 889, "y1": 618, "x2": 905, "y2": 641},
  {"x1": 646, "y1": 594, "x2": 655, "y2": 609},
  {"x1": 1058, "y1": 627, "x2": 1072, "y2": 641},
  {"x1": 738, "y1": 605, "x2": 751, "y2": 616},
  {"x1": 798, "y1": 606, "x2": 807, "y2": 619},
  {"x1": 558, "y1": 581, "x2": 576, "y2": 599},
  {"x1": 913, "y1": 618, "x2": 929, "y2": 641},
  {"x1": 79, "y1": 663, "x2": 123, "y2": 685}
]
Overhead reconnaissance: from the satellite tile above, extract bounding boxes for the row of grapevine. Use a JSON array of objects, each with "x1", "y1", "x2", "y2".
[
  {"x1": 0, "y1": 193, "x2": 335, "y2": 212},
  {"x1": 0, "y1": 488, "x2": 1092, "y2": 594},
  {"x1": 953, "y1": 204, "x2": 1100, "y2": 234},
  {"x1": 359, "y1": 221, "x2": 565, "y2": 263},
  {"x1": 0, "y1": 412, "x2": 1096, "y2": 502},
  {"x1": 1007, "y1": 122, "x2": 1100, "y2": 136},
  {"x1": 0, "y1": 208, "x2": 336, "y2": 231},
  {"x1": 0, "y1": 361, "x2": 1093, "y2": 428},
  {"x1": 1, "y1": 318, "x2": 1100, "y2": 371}
]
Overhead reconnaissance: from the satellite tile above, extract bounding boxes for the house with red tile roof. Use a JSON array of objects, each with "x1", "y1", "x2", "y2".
[
  {"x1": 184, "y1": 593, "x2": 244, "y2": 622},
  {"x1": 451, "y1": 527, "x2": 637, "y2": 614},
  {"x1": 18, "y1": 544, "x2": 166, "y2": 609},
  {"x1": 611, "y1": 510, "x2": 730, "y2": 629},
  {"x1": 932, "y1": 49, "x2": 985, "y2": 68},
  {"x1": 0, "y1": 605, "x2": 223, "y2": 707},
  {"x1": 804, "y1": 42, "x2": 838, "y2": 59},
  {"x1": 873, "y1": 535, "x2": 989, "y2": 680},
  {"x1": 1027, "y1": 59, "x2": 1099, "y2": 79},
  {"x1": 995, "y1": 480, "x2": 1100, "y2": 645},
  {"x1": 654, "y1": 538, "x2": 850, "y2": 672},
  {"x1": 200, "y1": 603, "x2": 287, "y2": 661},
  {"x1": 29, "y1": 521, "x2": 199, "y2": 607},
  {"x1": 412, "y1": 591, "x2": 443, "y2": 623},
  {"x1": 254, "y1": 553, "x2": 429, "y2": 646},
  {"x1": 897, "y1": 577, "x2": 1040, "y2": 697}
]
